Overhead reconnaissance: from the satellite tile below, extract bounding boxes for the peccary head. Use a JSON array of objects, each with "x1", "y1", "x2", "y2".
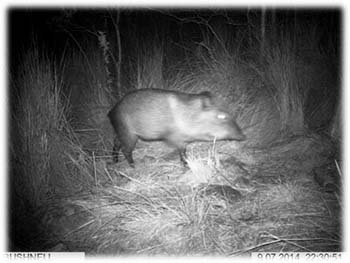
[
  {"x1": 177, "y1": 91, "x2": 246, "y2": 142},
  {"x1": 192, "y1": 105, "x2": 246, "y2": 141}
]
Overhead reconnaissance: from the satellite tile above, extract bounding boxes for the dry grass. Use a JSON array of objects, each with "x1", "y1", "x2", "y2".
[{"x1": 41, "y1": 133, "x2": 340, "y2": 255}]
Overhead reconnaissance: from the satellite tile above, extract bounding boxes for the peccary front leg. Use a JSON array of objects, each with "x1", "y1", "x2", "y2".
[{"x1": 166, "y1": 135, "x2": 188, "y2": 166}]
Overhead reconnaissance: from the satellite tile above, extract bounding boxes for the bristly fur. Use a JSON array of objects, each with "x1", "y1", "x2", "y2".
[{"x1": 108, "y1": 89, "x2": 245, "y2": 167}]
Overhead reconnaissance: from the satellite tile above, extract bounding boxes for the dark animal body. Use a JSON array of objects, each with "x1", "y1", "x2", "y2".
[{"x1": 108, "y1": 89, "x2": 245, "y2": 167}]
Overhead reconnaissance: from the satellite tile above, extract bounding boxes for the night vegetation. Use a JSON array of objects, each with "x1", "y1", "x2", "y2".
[{"x1": 9, "y1": 8, "x2": 341, "y2": 255}]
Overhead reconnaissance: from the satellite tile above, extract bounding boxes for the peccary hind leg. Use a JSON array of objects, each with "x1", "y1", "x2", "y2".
[
  {"x1": 112, "y1": 137, "x2": 121, "y2": 163},
  {"x1": 120, "y1": 132, "x2": 137, "y2": 167},
  {"x1": 112, "y1": 134, "x2": 137, "y2": 167},
  {"x1": 179, "y1": 148, "x2": 188, "y2": 166},
  {"x1": 121, "y1": 147, "x2": 135, "y2": 168}
]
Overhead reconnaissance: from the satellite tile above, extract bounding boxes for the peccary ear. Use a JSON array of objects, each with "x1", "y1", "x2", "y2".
[{"x1": 199, "y1": 91, "x2": 213, "y2": 109}]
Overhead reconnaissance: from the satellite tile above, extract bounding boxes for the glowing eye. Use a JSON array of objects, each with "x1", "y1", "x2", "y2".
[{"x1": 217, "y1": 113, "x2": 227, "y2": 120}]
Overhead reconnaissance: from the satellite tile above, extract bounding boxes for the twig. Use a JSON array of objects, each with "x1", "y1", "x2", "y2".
[
  {"x1": 229, "y1": 235, "x2": 338, "y2": 256},
  {"x1": 229, "y1": 239, "x2": 281, "y2": 256},
  {"x1": 92, "y1": 151, "x2": 97, "y2": 188},
  {"x1": 335, "y1": 159, "x2": 342, "y2": 178},
  {"x1": 63, "y1": 219, "x2": 95, "y2": 238},
  {"x1": 265, "y1": 233, "x2": 311, "y2": 252},
  {"x1": 104, "y1": 167, "x2": 116, "y2": 186}
]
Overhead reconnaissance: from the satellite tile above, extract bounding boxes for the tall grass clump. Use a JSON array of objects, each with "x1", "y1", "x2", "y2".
[
  {"x1": 262, "y1": 29, "x2": 305, "y2": 134},
  {"x1": 134, "y1": 34, "x2": 165, "y2": 90},
  {"x1": 63, "y1": 39, "x2": 115, "y2": 156},
  {"x1": 180, "y1": 22, "x2": 282, "y2": 147},
  {"x1": 11, "y1": 46, "x2": 70, "y2": 206},
  {"x1": 9, "y1": 44, "x2": 94, "y2": 250}
]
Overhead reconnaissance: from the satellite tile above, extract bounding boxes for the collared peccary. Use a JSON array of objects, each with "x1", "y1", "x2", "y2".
[{"x1": 108, "y1": 89, "x2": 246, "y2": 167}]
